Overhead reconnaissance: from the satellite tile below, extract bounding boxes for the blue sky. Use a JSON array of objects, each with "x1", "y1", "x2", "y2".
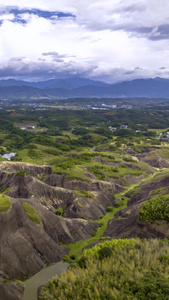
[{"x1": 0, "y1": 0, "x2": 169, "y2": 82}]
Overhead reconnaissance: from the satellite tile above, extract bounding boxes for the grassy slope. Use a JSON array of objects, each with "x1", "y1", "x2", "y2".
[
  {"x1": 22, "y1": 202, "x2": 41, "y2": 224},
  {"x1": 0, "y1": 194, "x2": 11, "y2": 212}
]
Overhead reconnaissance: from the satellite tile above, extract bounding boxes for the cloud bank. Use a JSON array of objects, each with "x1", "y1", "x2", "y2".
[{"x1": 0, "y1": 0, "x2": 169, "y2": 82}]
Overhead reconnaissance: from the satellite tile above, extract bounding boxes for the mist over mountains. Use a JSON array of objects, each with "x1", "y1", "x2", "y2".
[{"x1": 0, "y1": 77, "x2": 169, "y2": 99}]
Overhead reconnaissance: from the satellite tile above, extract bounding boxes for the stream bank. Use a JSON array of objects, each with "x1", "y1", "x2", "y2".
[{"x1": 24, "y1": 261, "x2": 69, "y2": 300}]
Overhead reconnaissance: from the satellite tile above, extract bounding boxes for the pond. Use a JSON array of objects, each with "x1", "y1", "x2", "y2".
[
  {"x1": 0, "y1": 152, "x2": 16, "y2": 160},
  {"x1": 23, "y1": 261, "x2": 69, "y2": 300}
]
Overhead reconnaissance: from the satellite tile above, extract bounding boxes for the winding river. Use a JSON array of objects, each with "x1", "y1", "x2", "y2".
[{"x1": 23, "y1": 261, "x2": 69, "y2": 300}]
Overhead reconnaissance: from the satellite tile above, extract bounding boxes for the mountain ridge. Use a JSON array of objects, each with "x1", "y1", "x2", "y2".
[
  {"x1": 0, "y1": 77, "x2": 169, "y2": 98},
  {"x1": 0, "y1": 77, "x2": 109, "y2": 89}
]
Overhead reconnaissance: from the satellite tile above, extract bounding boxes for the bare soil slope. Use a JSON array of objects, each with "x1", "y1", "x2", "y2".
[{"x1": 104, "y1": 173, "x2": 169, "y2": 239}]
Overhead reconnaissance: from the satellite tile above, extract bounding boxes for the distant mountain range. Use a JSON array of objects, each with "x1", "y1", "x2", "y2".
[{"x1": 0, "y1": 76, "x2": 169, "y2": 99}]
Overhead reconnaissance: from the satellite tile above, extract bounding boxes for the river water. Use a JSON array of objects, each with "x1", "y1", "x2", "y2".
[{"x1": 24, "y1": 261, "x2": 69, "y2": 300}]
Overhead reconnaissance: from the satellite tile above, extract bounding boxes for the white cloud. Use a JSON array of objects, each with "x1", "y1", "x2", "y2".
[
  {"x1": 0, "y1": 14, "x2": 15, "y2": 21},
  {"x1": 0, "y1": 1, "x2": 169, "y2": 82}
]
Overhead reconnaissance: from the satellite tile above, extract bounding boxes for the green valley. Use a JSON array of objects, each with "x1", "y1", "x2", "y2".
[{"x1": 1, "y1": 98, "x2": 169, "y2": 299}]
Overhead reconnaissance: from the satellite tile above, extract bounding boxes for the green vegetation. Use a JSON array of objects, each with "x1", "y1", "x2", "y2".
[
  {"x1": 114, "y1": 199, "x2": 125, "y2": 207},
  {"x1": 52, "y1": 165, "x2": 90, "y2": 182},
  {"x1": 106, "y1": 206, "x2": 114, "y2": 212},
  {"x1": 64, "y1": 171, "x2": 157, "y2": 260},
  {"x1": 40, "y1": 239, "x2": 169, "y2": 300},
  {"x1": 97, "y1": 246, "x2": 113, "y2": 260},
  {"x1": 0, "y1": 100, "x2": 167, "y2": 187},
  {"x1": 0, "y1": 185, "x2": 7, "y2": 193},
  {"x1": 67, "y1": 198, "x2": 128, "y2": 257},
  {"x1": 126, "y1": 187, "x2": 142, "y2": 198},
  {"x1": 0, "y1": 194, "x2": 11, "y2": 212},
  {"x1": 150, "y1": 186, "x2": 169, "y2": 197},
  {"x1": 87, "y1": 162, "x2": 143, "y2": 181},
  {"x1": 74, "y1": 190, "x2": 94, "y2": 198},
  {"x1": 15, "y1": 170, "x2": 29, "y2": 177},
  {"x1": 55, "y1": 207, "x2": 64, "y2": 216},
  {"x1": 139, "y1": 195, "x2": 169, "y2": 223},
  {"x1": 2, "y1": 98, "x2": 169, "y2": 297},
  {"x1": 22, "y1": 202, "x2": 41, "y2": 224}
]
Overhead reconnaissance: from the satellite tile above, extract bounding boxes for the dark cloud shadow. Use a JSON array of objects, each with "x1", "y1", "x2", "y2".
[{"x1": 149, "y1": 24, "x2": 169, "y2": 40}]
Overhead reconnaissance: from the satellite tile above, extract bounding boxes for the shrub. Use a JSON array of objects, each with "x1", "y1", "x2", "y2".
[
  {"x1": 63, "y1": 255, "x2": 72, "y2": 263},
  {"x1": 74, "y1": 190, "x2": 93, "y2": 198},
  {"x1": 111, "y1": 192, "x2": 116, "y2": 200},
  {"x1": 55, "y1": 207, "x2": 64, "y2": 216},
  {"x1": 69, "y1": 254, "x2": 77, "y2": 260},
  {"x1": 114, "y1": 200, "x2": 124, "y2": 208},
  {"x1": 92, "y1": 229, "x2": 97, "y2": 237},
  {"x1": 72, "y1": 127, "x2": 90, "y2": 135},
  {"x1": 27, "y1": 144, "x2": 37, "y2": 149},
  {"x1": 28, "y1": 149, "x2": 40, "y2": 159},
  {"x1": 98, "y1": 246, "x2": 112, "y2": 260},
  {"x1": 126, "y1": 188, "x2": 141, "y2": 198},
  {"x1": 99, "y1": 215, "x2": 104, "y2": 219},
  {"x1": 16, "y1": 170, "x2": 29, "y2": 177},
  {"x1": 159, "y1": 254, "x2": 169, "y2": 264},
  {"x1": 0, "y1": 185, "x2": 7, "y2": 193},
  {"x1": 78, "y1": 256, "x2": 88, "y2": 268},
  {"x1": 107, "y1": 206, "x2": 114, "y2": 212},
  {"x1": 123, "y1": 157, "x2": 134, "y2": 162},
  {"x1": 109, "y1": 145, "x2": 117, "y2": 151}
]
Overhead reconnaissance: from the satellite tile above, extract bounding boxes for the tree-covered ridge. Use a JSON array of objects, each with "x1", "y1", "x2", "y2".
[
  {"x1": 39, "y1": 239, "x2": 169, "y2": 300},
  {"x1": 139, "y1": 195, "x2": 169, "y2": 223}
]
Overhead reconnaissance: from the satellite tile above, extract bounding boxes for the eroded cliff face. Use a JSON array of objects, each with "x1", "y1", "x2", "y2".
[
  {"x1": 0, "y1": 279, "x2": 24, "y2": 300},
  {"x1": 0, "y1": 161, "x2": 52, "y2": 177},
  {"x1": 0, "y1": 160, "x2": 159, "y2": 300},
  {"x1": 0, "y1": 162, "x2": 103, "y2": 299},
  {"x1": 104, "y1": 174, "x2": 169, "y2": 239},
  {"x1": 0, "y1": 198, "x2": 99, "y2": 279},
  {"x1": 141, "y1": 155, "x2": 169, "y2": 168},
  {"x1": 0, "y1": 161, "x2": 123, "y2": 220},
  {"x1": 42, "y1": 174, "x2": 123, "y2": 219},
  {"x1": 43, "y1": 173, "x2": 123, "y2": 192}
]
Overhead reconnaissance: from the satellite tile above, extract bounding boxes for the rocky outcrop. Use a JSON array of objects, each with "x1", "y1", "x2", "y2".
[
  {"x1": 0, "y1": 160, "x2": 157, "y2": 300},
  {"x1": 104, "y1": 204, "x2": 169, "y2": 239},
  {"x1": 127, "y1": 174, "x2": 169, "y2": 207},
  {"x1": 141, "y1": 155, "x2": 169, "y2": 168},
  {"x1": 0, "y1": 279, "x2": 24, "y2": 300},
  {"x1": 0, "y1": 199, "x2": 66, "y2": 279},
  {"x1": 64, "y1": 191, "x2": 115, "y2": 220},
  {"x1": 104, "y1": 173, "x2": 169, "y2": 239},
  {"x1": 0, "y1": 168, "x2": 123, "y2": 219},
  {"x1": 43, "y1": 173, "x2": 124, "y2": 193},
  {"x1": 0, "y1": 161, "x2": 52, "y2": 177},
  {"x1": 43, "y1": 174, "x2": 122, "y2": 219},
  {"x1": 0, "y1": 172, "x2": 75, "y2": 208},
  {"x1": 0, "y1": 172, "x2": 115, "y2": 218},
  {"x1": 0, "y1": 197, "x2": 99, "y2": 281},
  {"x1": 124, "y1": 174, "x2": 146, "y2": 185}
]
